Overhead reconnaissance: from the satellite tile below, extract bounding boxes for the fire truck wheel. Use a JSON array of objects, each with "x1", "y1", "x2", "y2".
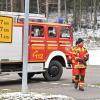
[
  {"x1": 43, "y1": 60, "x2": 63, "y2": 81},
  {"x1": 18, "y1": 72, "x2": 34, "y2": 79}
]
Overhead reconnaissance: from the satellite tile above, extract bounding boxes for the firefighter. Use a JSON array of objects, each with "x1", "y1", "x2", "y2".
[{"x1": 71, "y1": 38, "x2": 89, "y2": 91}]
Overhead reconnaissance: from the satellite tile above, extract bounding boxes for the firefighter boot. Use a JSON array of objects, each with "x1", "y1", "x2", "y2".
[
  {"x1": 79, "y1": 82, "x2": 85, "y2": 91},
  {"x1": 72, "y1": 75, "x2": 75, "y2": 83},
  {"x1": 74, "y1": 80, "x2": 79, "y2": 89},
  {"x1": 72, "y1": 79, "x2": 75, "y2": 83},
  {"x1": 74, "y1": 75, "x2": 79, "y2": 89}
]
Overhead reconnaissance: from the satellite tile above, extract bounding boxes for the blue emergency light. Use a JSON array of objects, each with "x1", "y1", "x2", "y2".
[{"x1": 56, "y1": 18, "x2": 65, "y2": 23}]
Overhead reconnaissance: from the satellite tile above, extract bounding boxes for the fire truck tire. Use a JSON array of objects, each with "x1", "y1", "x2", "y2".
[
  {"x1": 18, "y1": 73, "x2": 34, "y2": 79},
  {"x1": 43, "y1": 60, "x2": 63, "y2": 81}
]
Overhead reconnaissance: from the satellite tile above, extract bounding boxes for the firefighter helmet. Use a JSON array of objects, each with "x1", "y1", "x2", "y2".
[{"x1": 77, "y1": 38, "x2": 84, "y2": 44}]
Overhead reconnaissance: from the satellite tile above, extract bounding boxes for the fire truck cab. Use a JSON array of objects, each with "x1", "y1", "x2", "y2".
[{"x1": 0, "y1": 22, "x2": 73, "y2": 81}]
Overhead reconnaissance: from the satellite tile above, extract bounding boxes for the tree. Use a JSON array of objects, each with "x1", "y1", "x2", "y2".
[
  {"x1": 20, "y1": 0, "x2": 25, "y2": 12},
  {"x1": 93, "y1": 0, "x2": 97, "y2": 31}
]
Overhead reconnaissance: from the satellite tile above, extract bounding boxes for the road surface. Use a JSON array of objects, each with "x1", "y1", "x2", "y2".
[{"x1": 0, "y1": 65, "x2": 100, "y2": 100}]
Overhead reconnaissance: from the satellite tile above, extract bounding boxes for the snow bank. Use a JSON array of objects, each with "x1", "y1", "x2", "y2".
[
  {"x1": 0, "y1": 92, "x2": 75, "y2": 100},
  {"x1": 88, "y1": 50, "x2": 100, "y2": 65}
]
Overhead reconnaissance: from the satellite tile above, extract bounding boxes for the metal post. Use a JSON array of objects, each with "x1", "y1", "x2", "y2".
[{"x1": 22, "y1": 0, "x2": 29, "y2": 93}]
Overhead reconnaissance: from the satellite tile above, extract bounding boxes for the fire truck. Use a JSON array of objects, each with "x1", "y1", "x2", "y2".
[{"x1": 0, "y1": 21, "x2": 73, "y2": 81}]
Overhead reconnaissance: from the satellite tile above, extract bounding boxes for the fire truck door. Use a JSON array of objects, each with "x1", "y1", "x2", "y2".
[
  {"x1": 28, "y1": 25, "x2": 45, "y2": 62},
  {"x1": 46, "y1": 26, "x2": 58, "y2": 56}
]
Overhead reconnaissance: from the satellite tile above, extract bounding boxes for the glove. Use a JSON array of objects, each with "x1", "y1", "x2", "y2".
[
  {"x1": 84, "y1": 57, "x2": 89, "y2": 61},
  {"x1": 77, "y1": 58, "x2": 83, "y2": 63},
  {"x1": 84, "y1": 54, "x2": 89, "y2": 61},
  {"x1": 68, "y1": 60, "x2": 72, "y2": 64},
  {"x1": 78, "y1": 58, "x2": 87, "y2": 66}
]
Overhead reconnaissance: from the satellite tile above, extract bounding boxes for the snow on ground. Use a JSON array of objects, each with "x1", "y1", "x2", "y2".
[
  {"x1": 0, "y1": 92, "x2": 75, "y2": 100},
  {"x1": 88, "y1": 50, "x2": 100, "y2": 65}
]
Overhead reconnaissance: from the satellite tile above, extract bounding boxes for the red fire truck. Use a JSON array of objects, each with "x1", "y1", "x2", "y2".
[{"x1": 0, "y1": 21, "x2": 73, "y2": 81}]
